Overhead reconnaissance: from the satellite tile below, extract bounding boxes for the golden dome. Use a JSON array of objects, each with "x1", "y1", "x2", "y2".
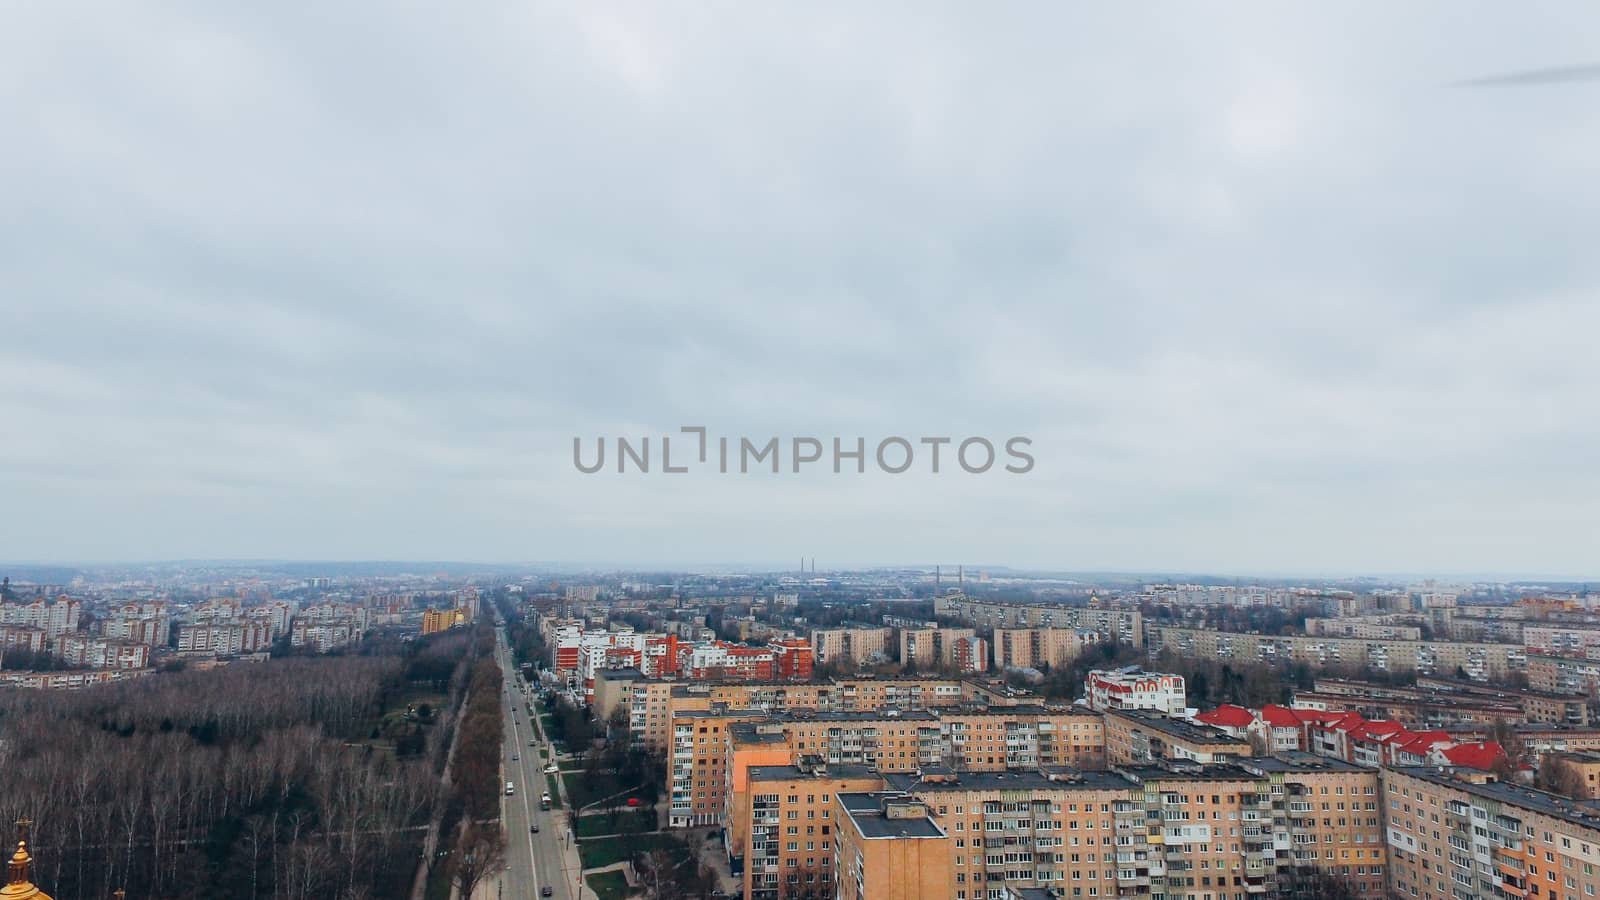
[{"x1": 0, "y1": 823, "x2": 52, "y2": 900}]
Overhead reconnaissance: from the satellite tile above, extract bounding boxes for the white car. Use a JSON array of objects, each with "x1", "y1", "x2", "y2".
[{"x1": 544, "y1": 763, "x2": 559, "y2": 774}]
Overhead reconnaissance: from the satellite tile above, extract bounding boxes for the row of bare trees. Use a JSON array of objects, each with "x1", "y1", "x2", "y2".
[
  {"x1": 441, "y1": 651, "x2": 508, "y2": 898},
  {"x1": 0, "y1": 632, "x2": 480, "y2": 900}
]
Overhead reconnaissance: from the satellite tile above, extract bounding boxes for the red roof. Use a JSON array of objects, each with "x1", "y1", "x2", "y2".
[
  {"x1": 1258, "y1": 705, "x2": 1304, "y2": 727},
  {"x1": 1393, "y1": 732, "x2": 1452, "y2": 757},
  {"x1": 1194, "y1": 704, "x2": 1254, "y2": 728},
  {"x1": 1440, "y1": 741, "x2": 1507, "y2": 771}
]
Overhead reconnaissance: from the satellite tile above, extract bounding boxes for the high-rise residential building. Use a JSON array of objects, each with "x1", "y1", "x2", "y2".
[
  {"x1": 731, "y1": 759, "x2": 883, "y2": 900},
  {"x1": 0, "y1": 595, "x2": 81, "y2": 636},
  {"x1": 1148, "y1": 626, "x2": 1528, "y2": 681},
  {"x1": 771, "y1": 639, "x2": 814, "y2": 681},
  {"x1": 949, "y1": 635, "x2": 989, "y2": 674},
  {"x1": 1382, "y1": 765, "x2": 1600, "y2": 900},
  {"x1": 827, "y1": 754, "x2": 1384, "y2": 900},
  {"x1": 809, "y1": 627, "x2": 893, "y2": 666},
  {"x1": 899, "y1": 627, "x2": 976, "y2": 670},
  {"x1": 833, "y1": 792, "x2": 953, "y2": 900},
  {"x1": 935, "y1": 596, "x2": 1143, "y2": 647},
  {"x1": 993, "y1": 627, "x2": 1092, "y2": 671}
]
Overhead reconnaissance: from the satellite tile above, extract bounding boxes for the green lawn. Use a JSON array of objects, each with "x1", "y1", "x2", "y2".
[
  {"x1": 578, "y1": 833, "x2": 685, "y2": 870},
  {"x1": 545, "y1": 773, "x2": 564, "y2": 807},
  {"x1": 574, "y1": 807, "x2": 655, "y2": 838},
  {"x1": 563, "y1": 770, "x2": 631, "y2": 808},
  {"x1": 586, "y1": 870, "x2": 633, "y2": 900}
]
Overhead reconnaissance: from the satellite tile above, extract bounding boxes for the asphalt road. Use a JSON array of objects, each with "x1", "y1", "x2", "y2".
[{"x1": 488, "y1": 627, "x2": 584, "y2": 900}]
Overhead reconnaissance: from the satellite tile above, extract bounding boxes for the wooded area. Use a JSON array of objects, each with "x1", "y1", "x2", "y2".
[{"x1": 0, "y1": 629, "x2": 483, "y2": 900}]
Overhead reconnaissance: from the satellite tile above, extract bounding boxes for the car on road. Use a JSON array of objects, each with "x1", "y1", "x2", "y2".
[
  {"x1": 512, "y1": 753, "x2": 519, "y2": 760},
  {"x1": 541, "y1": 888, "x2": 553, "y2": 897},
  {"x1": 531, "y1": 823, "x2": 539, "y2": 833}
]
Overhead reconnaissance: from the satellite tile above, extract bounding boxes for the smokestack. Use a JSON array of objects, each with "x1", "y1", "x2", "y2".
[{"x1": 959, "y1": 565, "x2": 964, "y2": 586}]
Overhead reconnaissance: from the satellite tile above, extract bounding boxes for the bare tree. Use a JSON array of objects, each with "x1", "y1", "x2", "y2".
[{"x1": 452, "y1": 823, "x2": 506, "y2": 900}]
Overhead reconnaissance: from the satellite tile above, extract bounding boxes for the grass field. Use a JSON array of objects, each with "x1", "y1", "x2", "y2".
[
  {"x1": 586, "y1": 870, "x2": 633, "y2": 900},
  {"x1": 577, "y1": 833, "x2": 685, "y2": 870},
  {"x1": 545, "y1": 773, "x2": 564, "y2": 807},
  {"x1": 574, "y1": 807, "x2": 655, "y2": 838}
]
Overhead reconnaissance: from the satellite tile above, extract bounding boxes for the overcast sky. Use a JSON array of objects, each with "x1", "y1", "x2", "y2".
[{"x1": 2, "y1": 4, "x2": 1597, "y2": 577}]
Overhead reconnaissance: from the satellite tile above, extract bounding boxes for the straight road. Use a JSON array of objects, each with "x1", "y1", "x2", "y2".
[{"x1": 485, "y1": 625, "x2": 586, "y2": 900}]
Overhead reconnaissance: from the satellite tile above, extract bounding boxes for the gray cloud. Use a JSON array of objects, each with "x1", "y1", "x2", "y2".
[{"x1": 1, "y1": 3, "x2": 1597, "y2": 576}]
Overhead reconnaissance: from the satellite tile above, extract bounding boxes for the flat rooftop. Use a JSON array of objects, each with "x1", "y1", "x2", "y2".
[
  {"x1": 1109, "y1": 709, "x2": 1248, "y2": 744},
  {"x1": 836, "y1": 792, "x2": 947, "y2": 839},
  {"x1": 1392, "y1": 767, "x2": 1600, "y2": 829},
  {"x1": 1243, "y1": 753, "x2": 1367, "y2": 774},
  {"x1": 748, "y1": 763, "x2": 878, "y2": 782},
  {"x1": 883, "y1": 769, "x2": 1132, "y2": 793},
  {"x1": 1115, "y1": 764, "x2": 1262, "y2": 784}
]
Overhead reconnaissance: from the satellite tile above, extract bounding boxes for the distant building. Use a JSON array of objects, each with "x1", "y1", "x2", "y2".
[{"x1": 1084, "y1": 669, "x2": 1187, "y2": 716}]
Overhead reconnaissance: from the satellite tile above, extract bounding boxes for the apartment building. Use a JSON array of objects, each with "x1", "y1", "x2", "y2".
[
  {"x1": 0, "y1": 625, "x2": 46, "y2": 654},
  {"x1": 1545, "y1": 752, "x2": 1600, "y2": 800},
  {"x1": 1523, "y1": 625, "x2": 1600, "y2": 660},
  {"x1": 1148, "y1": 626, "x2": 1528, "y2": 681},
  {"x1": 177, "y1": 622, "x2": 248, "y2": 655},
  {"x1": 900, "y1": 627, "x2": 977, "y2": 670},
  {"x1": 1085, "y1": 670, "x2": 1188, "y2": 716},
  {"x1": 593, "y1": 667, "x2": 646, "y2": 724},
  {"x1": 833, "y1": 792, "x2": 953, "y2": 900},
  {"x1": 935, "y1": 706, "x2": 1107, "y2": 772},
  {"x1": 0, "y1": 595, "x2": 82, "y2": 636},
  {"x1": 630, "y1": 679, "x2": 687, "y2": 751},
  {"x1": 1301, "y1": 677, "x2": 1591, "y2": 728},
  {"x1": 421, "y1": 606, "x2": 466, "y2": 635},
  {"x1": 809, "y1": 627, "x2": 892, "y2": 666},
  {"x1": 771, "y1": 639, "x2": 814, "y2": 681},
  {"x1": 935, "y1": 596, "x2": 1143, "y2": 647},
  {"x1": 733, "y1": 760, "x2": 882, "y2": 900},
  {"x1": 830, "y1": 755, "x2": 1385, "y2": 900},
  {"x1": 1529, "y1": 655, "x2": 1600, "y2": 696},
  {"x1": 100, "y1": 601, "x2": 170, "y2": 646},
  {"x1": 55, "y1": 635, "x2": 150, "y2": 669},
  {"x1": 886, "y1": 768, "x2": 1131, "y2": 897},
  {"x1": 1104, "y1": 709, "x2": 1253, "y2": 766},
  {"x1": 670, "y1": 708, "x2": 769, "y2": 827},
  {"x1": 1304, "y1": 617, "x2": 1423, "y2": 641},
  {"x1": 1382, "y1": 766, "x2": 1600, "y2": 900},
  {"x1": 993, "y1": 627, "x2": 1092, "y2": 671},
  {"x1": 1241, "y1": 755, "x2": 1387, "y2": 895},
  {"x1": 0, "y1": 668, "x2": 153, "y2": 690}
]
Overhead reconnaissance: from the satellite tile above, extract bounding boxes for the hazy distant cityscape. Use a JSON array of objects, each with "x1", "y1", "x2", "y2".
[{"x1": 1, "y1": 563, "x2": 1598, "y2": 899}]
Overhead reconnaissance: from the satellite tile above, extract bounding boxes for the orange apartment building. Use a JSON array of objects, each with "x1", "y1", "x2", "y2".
[
  {"x1": 671, "y1": 708, "x2": 769, "y2": 827},
  {"x1": 834, "y1": 792, "x2": 954, "y2": 900},
  {"x1": 733, "y1": 759, "x2": 884, "y2": 900},
  {"x1": 936, "y1": 705, "x2": 1107, "y2": 771},
  {"x1": 1382, "y1": 765, "x2": 1600, "y2": 900}
]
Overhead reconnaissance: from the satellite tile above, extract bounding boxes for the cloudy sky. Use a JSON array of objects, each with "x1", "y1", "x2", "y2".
[{"x1": 2, "y1": 3, "x2": 1597, "y2": 576}]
